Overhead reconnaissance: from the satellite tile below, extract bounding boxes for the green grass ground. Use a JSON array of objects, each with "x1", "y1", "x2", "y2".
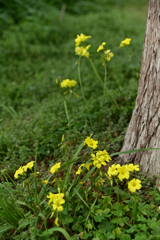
[
  {"x1": 2, "y1": 2, "x2": 160, "y2": 240},
  {"x1": 0, "y1": 0, "x2": 147, "y2": 173}
]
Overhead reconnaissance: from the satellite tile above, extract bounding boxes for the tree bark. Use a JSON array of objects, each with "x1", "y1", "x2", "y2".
[{"x1": 120, "y1": 0, "x2": 160, "y2": 181}]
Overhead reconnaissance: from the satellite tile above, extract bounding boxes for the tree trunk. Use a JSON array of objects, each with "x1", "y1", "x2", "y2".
[{"x1": 120, "y1": 0, "x2": 160, "y2": 181}]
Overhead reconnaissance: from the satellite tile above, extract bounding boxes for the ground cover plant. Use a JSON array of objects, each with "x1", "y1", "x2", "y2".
[
  {"x1": 1, "y1": 0, "x2": 160, "y2": 239},
  {"x1": 1, "y1": 135, "x2": 160, "y2": 239}
]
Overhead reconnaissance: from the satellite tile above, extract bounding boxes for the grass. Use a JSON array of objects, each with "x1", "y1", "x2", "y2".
[
  {"x1": 1, "y1": 1, "x2": 159, "y2": 239},
  {"x1": 0, "y1": 0, "x2": 147, "y2": 171}
]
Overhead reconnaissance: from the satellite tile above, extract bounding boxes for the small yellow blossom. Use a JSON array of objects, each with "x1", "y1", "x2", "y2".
[
  {"x1": 75, "y1": 33, "x2": 91, "y2": 46},
  {"x1": 23, "y1": 161, "x2": 35, "y2": 172},
  {"x1": 52, "y1": 196, "x2": 65, "y2": 212},
  {"x1": 97, "y1": 42, "x2": 106, "y2": 52},
  {"x1": 76, "y1": 163, "x2": 85, "y2": 175},
  {"x1": 120, "y1": 38, "x2": 131, "y2": 47},
  {"x1": 128, "y1": 178, "x2": 142, "y2": 192},
  {"x1": 107, "y1": 164, "x2": 119, "y2": 177},
  {"x1": 42, "y1": 180, "x2": 48, "y2": 184},
  {"x1": 50, "y1": 162, "x2": 61, "y2": 174},
  {"x1": 126, "y1": 164, "x2": 139, "y2": 172},
  {"x1": 47, "y1": 190, "x2": 65, "y2": 215},
  {"x1": 60, "y1": 79, "x2": 77, "y2": 88},
  {"x1": 104, "y1": 49, "x2": 114, "y2": 61},
  {"x1": 133, "y1": 164, "x2": 140, "y2": 171},
  {"x1": 118, "y1": 166, "x2": 130, "y2": 181},
  {"x1": 75, "y1": 45, "x2": 91, "y2": 58},
  {"x1": 158, "y1": 206, "x2": 160, "y2": 210},
  {"x1": 91, "y1": 152, "x2": 107, "y2": 169},
  {"x1": 14, "y1": 166, "x2": 25, "y2": 179},
  {"x1": 85, "y1": 162, "x2": 92, "y2": 170},
  {"x1": 85, "y1": 135, "x2": 98, "y2": 149},
  {"x1": 96, "y1": 150, "x2": 111, "y2": 162}
]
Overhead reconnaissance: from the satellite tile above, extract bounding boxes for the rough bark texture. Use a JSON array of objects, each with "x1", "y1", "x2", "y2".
[{"x1": 121, "y1": 0, "x2": 160, "y2": 181}]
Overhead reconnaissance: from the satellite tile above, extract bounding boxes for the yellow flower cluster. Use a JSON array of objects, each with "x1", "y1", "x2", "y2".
[
  {"x1": 60, "y1": 79, "x2": 77, "y2": 88},
  {"x1": 47, "y1": 188, "x2": 65, "y2": 213},
  {"x1": 75, "y1": 33, "x2": 91, "y2": 58},
  {"x1": 75, "y1": 33, "x2": 91, "y2": 47},
  {"x1": 91, "y1": 150, "x2": 111, "y2": 168},
  {"x1": 14, "y1": 161, "x2": 35, "y2": 179},
  {"x1": 107, "y1": 163, "x2": 141, "y2": 192},
  {"x1": 108, "y1": 163, "x2": 139, "y2": 180},
  {"x1": 104, "y1": 49, "x2": 114, "y2": 61},
  {"x1": 120, "y1": 38, "x2": 131, "y2": 47},
  {"x1": 97, "y1": 42, "x2": 114, "y2": 62}
]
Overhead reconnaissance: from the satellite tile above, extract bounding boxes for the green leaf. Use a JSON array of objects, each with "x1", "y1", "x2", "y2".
[
  {"x1": 121, "y1": 234, "x2": 131, "y2": 240},
  {"x1": 126, "y1": 225, "x2": 138, "y2": 233},
  {"x1": 0, "y1": 225, "x2": 12, "y2": 234},
  {"x1": 63, "y1": 217, "x2": 73, "y2": 224},
  {"x1": 72, "y1": 222, "x2": 83, "y2": 232},
  {"x1": 73, "y1": 188, "x2": 89, "y2": 209},
  {"x1": 38, "y1": 227, "x2": 71, "y2": 240},
  {"x1": 110, "y1": 148, "x2": 159, "y2": 157}
]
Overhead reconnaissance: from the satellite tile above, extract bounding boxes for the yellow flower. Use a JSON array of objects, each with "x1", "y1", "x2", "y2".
[
  {"x1": 52, "y1": 196, "x2": 65, "y2": 212},
  {"x1": 85, "y1": 162, "x2": 92, "y2": 170},
  {"x1": 14, "y1": 166, "x2": 25, "y2": 179},
  {"x1": 47, "y1": 190, "x2": 64, "y2": 205},
  {"x1": 107, "y1": 164, "x2": 119, "y2": 177},
  {"x1": 120, "y1": 38, "x2": 131, "y2": 47},
  {"x1": 91, "y1": 152, "x2": 107, "y2": 169},
  {"x1": 75, "y1": 33, "x2": 91, "y2": 46},
  {"x1": 104, "y1": 49, "x2": 114, "y2": 61},
  {"x1": 50, "y1": 162, "x2": 61, "y2": 174},
  {"x1": 128, "y1": 178, "x2": 142, "y2": 192},
  {"x1": 96, "y1": 150, "x2": 111, "y2": 162},
  {"x1": 158, "y1": 206, "x2": 160, "y2": 210},
  {"x1": 133, "y1": 164, "x2": 140, "y2": 171},
  {"x1": 60, "y1": 79, "x2": 77, "y2": 88},
  {"x1": 42, "y1": 180, "x2": 48, "y2": 184},
  {"x1": 85, "y1": 135, "x2": 98, "y2": 149},
  {"x1": 126, "y1": 164, "x2": 139, "y2": 172},
  {"x1": 47, "y1": 190, "x2": 65, "y2": 215},
  {"x1": 25, "y1": 161, "x2": 35, "y2": 170},
  {"x1": 75, "y1": 45, "x2": 91, "y2": 58},
  {"x1": 118, "y1": 166, "x2": 130, "y2": 181},
  {"x1": 76, "y1": 163, "x2": 85, "y2": 175},
  {"x1": 97, "y1": 42, "x2": 106, "y2": 52}
]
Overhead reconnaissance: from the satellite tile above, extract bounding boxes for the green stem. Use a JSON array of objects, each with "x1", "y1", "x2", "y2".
[
  {"x1": 98, "y1": 62, "x2": 108, "y2": 131},
  {"x1": 112, "y1": 77, "x2": 127, "y2": 104},
  {"x1": 117, "y1": 180, "x2": 120, "y2": 226},
  {"x1": 64, "y1": 150, "x2": 70, "y2": 184},
  {"x1": 89, "y1": 58, "x2": 119, "y2": 109},
  {"x1": 78, "y1": 59, "x2": 93, "y2": 128},
  {"x1": 34, "y1": 142, "x2": 38, "y2": 205},
  {"x1": 89, "y1": 58, "x2": 104, "y2": 87},
  {"x1": 63, "y1": 96, "x2": 70, "y2": 124},
  {"x1": 133, "y1": 194, "x2": 137, "y2": 224}
]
